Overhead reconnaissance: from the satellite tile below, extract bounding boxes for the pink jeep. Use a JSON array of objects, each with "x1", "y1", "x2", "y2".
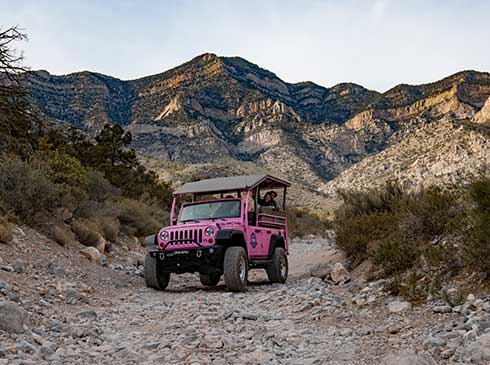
[{"x1": 144, "y1": 174, "x2": 290, "y2": 292}]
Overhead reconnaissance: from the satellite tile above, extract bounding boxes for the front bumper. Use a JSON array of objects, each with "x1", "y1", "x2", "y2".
[{"x1": 148, "y1": 246, "x2": 224, "y2": 274}]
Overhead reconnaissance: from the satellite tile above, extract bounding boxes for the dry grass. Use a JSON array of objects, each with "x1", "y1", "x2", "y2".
[
  {"x1": 0, "y1": 216, "x2": 13, "y2": 243},
  {"x1": 52, "y1": 225, "x2": 74, "y2": 246},
  {"x1": 99, "y1": 217, "x2": 120, "y2": 241},
  {"x1": 71, "y1": 219, "x2": 100, "y2": 246}
]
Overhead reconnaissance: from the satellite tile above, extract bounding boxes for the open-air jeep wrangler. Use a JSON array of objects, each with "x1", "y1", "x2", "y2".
[{"x1": 144, "y1": 174, "x2": 290, "y2": 292}]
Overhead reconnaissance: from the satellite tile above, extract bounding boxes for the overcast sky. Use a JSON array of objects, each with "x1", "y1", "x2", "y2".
[{"x1": 2, "y1": 0, "x2": 490, "y2": 92}]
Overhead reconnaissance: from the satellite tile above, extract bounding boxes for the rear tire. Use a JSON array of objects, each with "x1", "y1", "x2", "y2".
[
  {"x1": 144, "y1": 253, "x2": 170, "y2": 290},
  {"x1": 266, "y1": 247, "x2": 288, "y2": 284},
  {"x1": 199, "y1": 273, "x2": 221, "y2": 286},
  {"x1": 223, "y1": 247, "x2": 248, "y2": 292}
]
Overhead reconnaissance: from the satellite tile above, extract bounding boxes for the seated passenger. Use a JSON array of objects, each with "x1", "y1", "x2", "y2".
[
  {"x1": 259, "y1": 191, "x2": 280, "y2": 211},
  {"x1": 269, "y1": 191, "x2": 280, "y2": 210}
]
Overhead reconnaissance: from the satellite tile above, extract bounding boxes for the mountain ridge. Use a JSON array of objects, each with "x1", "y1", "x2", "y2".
[{"x1": 20, "y1": 54, "x2": 490, "y2": 208}]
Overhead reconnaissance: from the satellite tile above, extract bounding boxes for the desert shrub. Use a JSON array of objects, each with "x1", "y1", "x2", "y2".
[
  {"x1": 39, "y1": 151, "x2": 89, "y2": 209},
  {"x1": 369, "y1": 238, "x2": 420, "y2": 277},
  {"x1": 86, "y1": 170, "x2": 120, "y2": 202},
  {"x1": 287, "y1": 208, "x2": 331, "y2": 238},
  {"x1": 98, "y1": 216, "x2": 120, "y2": 241},
  {"x1": 337, "y1": 181, "x2": 404, "y2": 219},
  {"x1": 0, "y1": 216, "x2": 13, "y2": 243},
  {"x1": 52, "y1": 225, "x2": 74, "y2": 246},
  {"x1": 469, "y1": 176, "x2": 490, "y2": 212},
  {"x1": 384, "y1": 272, "x2": 428, "y2": 304},
  {"x1": 117, "y1": 198, "x2": 162, "y2": 237},
  {"x1": 71, "y1": 219, "x2": 100, "y2": 246},
  {"x1": 0, "y1": 158, "x2": 61, "y2": 223},
  {"x1": 336, "y1": 212, "x2": 399, "y2": 264},
  {"x1": 463, "y1": 176, "x2": 490, "y2": 272},
  {"x1": 399, "y1": 187, "x2": 459, "y2": 240}
]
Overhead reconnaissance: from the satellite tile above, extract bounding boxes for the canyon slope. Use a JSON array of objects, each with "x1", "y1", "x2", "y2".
[{"x1": 23, "y1": 54, "x2": 490, "y2": 207}]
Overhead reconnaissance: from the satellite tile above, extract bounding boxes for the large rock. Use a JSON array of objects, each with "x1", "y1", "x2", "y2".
[
  {"x1": 330, "y1": 262, "x2": 351, "y2": 284},
  {"x1": 388, "y1": 300, "x2": 412, "y2": 313},
  {"x1": 383, "y1": 350, "x2": 436, "y2": 365},
  {"x1": 94, "y1": 234, "x2": 106, "y2": 254},
  {"x1": 0, "y1": 301, "x2": 27, "y2": 333},
  {"x1": 80, "y1": 247, "x2": 103, "y2": 262},
  {"x1": 309, "y1": 263, "x2": 332, "y2": 280}
]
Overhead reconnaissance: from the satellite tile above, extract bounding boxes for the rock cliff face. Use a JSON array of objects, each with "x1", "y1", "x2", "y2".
[{"x1": 22, "y1": 55, "x2": 490, "y2": 206}]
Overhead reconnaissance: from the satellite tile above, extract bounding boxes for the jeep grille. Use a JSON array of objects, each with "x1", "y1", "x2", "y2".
[{"x1": 168, "y1": 228, "x2": 203, "y2": 246}]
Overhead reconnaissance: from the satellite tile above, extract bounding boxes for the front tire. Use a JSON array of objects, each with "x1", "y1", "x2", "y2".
[
  {"x1": 223, "y1": 247, "x2": 248, "y2": 292},
  {"x1": 144, "y1": 253, "x2": 170, "y2": 290},
  {"x1": 199, "y1": 272, "x2": 221, "y2": 286},
  {"x1": 266, "y1": 248, "x2": 288, "y2": 284}
]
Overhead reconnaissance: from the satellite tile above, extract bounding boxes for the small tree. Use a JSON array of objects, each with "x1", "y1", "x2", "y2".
[{"x1": 0, "y1": 26, "x2": 35, "y2": 157}]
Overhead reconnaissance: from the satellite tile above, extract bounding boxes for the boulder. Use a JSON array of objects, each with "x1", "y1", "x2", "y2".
[
  {"x1": 330, "y1": 262, "x2": 351, "y2": 284},
  {"x1": 0, "y1": 300, "x2": 27, "y2": 333},
  {"x1": 80, "y1": 247, "x2": 103, "y2": 262},
  {"x1": 94, "y1": 234, "x2": 106, "y2": 254},
  {"x1": 388, "y1": 300, "x2": 412, "y2": 313},
  {"x1": 309, "y1": 263, "x2": 332, "y2": 280}
]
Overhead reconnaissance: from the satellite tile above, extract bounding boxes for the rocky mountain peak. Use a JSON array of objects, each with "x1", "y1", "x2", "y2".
[{"x1": 19, "y1": 56, "x2": 490, "y2": 207}]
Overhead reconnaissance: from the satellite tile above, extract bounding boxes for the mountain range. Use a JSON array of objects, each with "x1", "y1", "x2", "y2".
[{"x1": 22, "y1": 53, "x2": 490, "y2": 209}]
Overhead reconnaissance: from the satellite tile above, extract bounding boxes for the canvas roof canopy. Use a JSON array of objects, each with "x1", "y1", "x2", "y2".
[{"x1": 173, "y1": 174, "x2": 290, "y2": 195}]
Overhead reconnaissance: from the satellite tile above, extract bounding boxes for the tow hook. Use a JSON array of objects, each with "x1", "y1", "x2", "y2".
[
  {"x1": 159, "y1": 252, "x2": 165, "y2": 260},
  {"x1": 196, "y1": 250, "x2": 202, "y2": 258}
]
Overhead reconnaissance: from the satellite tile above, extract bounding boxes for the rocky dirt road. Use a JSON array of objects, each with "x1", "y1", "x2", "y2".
[{"x1": 1, "y1": 228, "x2": 490, "y2": 364}]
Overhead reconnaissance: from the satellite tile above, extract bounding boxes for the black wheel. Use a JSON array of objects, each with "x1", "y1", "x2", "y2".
[
  {"x1": 144, "y1": 253, "x2": 170, "y2": 290},
  {"x1": 266, "y1": 247, "x2": 288, "y2": 284},
  {"x1": 223, "y1": 247, "x2": 248, "y2": 292},
  {"x1": 199, "y1": 273, "x2": 221, "y2": 286}
]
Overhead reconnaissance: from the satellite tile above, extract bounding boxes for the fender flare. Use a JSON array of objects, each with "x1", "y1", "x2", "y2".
[
  {"x1": 144, "y1": 234, "x2": 157, "y2": 250},
  {"x1": 216, "y1": 229, "x2": 247, "y2": 253},
  {"x1": 268, "y1": 234, "x2": 285, "y2": 258}
]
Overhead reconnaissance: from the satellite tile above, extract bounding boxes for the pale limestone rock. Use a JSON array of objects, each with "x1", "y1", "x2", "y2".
[
  {"x1": 80, "y1": 247, "x2": 102, "y2": 262},
  {"x1": 330, "y1": 262, "x2": 351, "y2": 284},
  {"x1": 388, "y1": 300, "x2": 412, "y2": 313}
]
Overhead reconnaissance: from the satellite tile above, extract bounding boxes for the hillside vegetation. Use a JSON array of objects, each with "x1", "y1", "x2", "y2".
[{"x1": 334, "y1": 177, "x2": 490, "y2": 302}]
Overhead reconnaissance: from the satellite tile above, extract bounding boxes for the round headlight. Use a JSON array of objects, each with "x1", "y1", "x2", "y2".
[
  {"x1": 160, "y1": 230, "x2": 169, "y2": 240},
  {"x1": 204, "y1": 227, "x2": 214, "y2": 237}
]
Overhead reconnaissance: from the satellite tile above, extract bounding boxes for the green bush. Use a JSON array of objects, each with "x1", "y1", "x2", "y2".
[
  {"x1": 86, "y1": 171, "x2": 120, "y2": 202},
  {"x1": 0, "y1": 158, "x2": 61, "y2": 223},
  {"x1": 336, "y1": 212, "x2": 399, "y2": 264},
  {"x1": 71, "y1": 219, "x2": 100, "y2": 246},
  {"x1": 98, "y1": 216, "x2": 120, "y2": 241},
  {"x1": 470, "y1": 176, "x2": 490, "y2": 212},
  {"x1": 369, "y1": 238, "x2": 420, "y2": 277},
  {"x1": 464, "y1": 176, "x2": 490, "y2": 272},
  {"x1": 399, "y1": 187, "x2": 459, "y2": 240},
  {"x1": 337, "y1": 181, "x2": 404, "y2": 218},
  {"x1": 117, "y1": 198, "x2": 162, "y2": 237},
  {"x1": 52, "y1": 225, "x2": 74, "y2": 246},
  {"x1": 37, "y1": 151, "x2": 89, "y2": 209}
]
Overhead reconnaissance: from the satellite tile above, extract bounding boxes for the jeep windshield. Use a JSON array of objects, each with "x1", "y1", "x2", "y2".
[{"x1": 179, "y1": 200, "x2": 241, "y2": 222}]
